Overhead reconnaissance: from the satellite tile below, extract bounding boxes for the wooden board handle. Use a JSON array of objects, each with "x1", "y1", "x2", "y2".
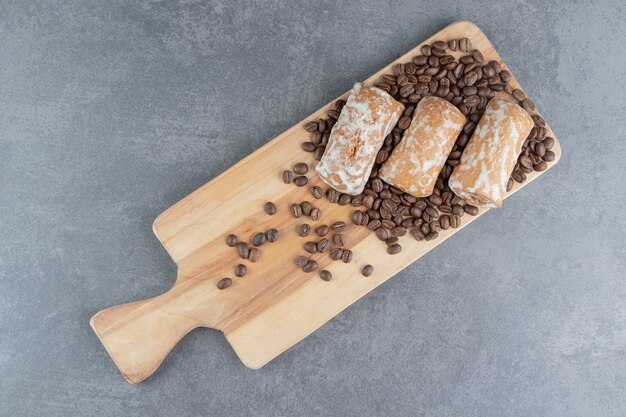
[{"x1": 90, "y1": 291, "x2": 200, "y2": 384}]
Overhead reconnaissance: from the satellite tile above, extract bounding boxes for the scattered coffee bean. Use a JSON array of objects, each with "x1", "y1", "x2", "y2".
[
  {"x1": 300, "y1": 201, "x2": 313, "y2": 216},
  {"x1": 295, "y1": 255, "x2": 308, "y2": 268},
  {"x1": 248, "y1": 248, "x2": 260, "y2": 262},
  {"x1": 352, "y1": 210, "x2": 364, "y2": 225},
  {"x1": 303, "y1": 260, "x2": 318, "y2": 273},
  {"x1": 226, "y1": 234, "x2": 238, "y2": 247},
  {"x1": 298, "y1": 224, "x2": 311, "y2": 237},
  {"x1": 333, "y1": 233, "x2": 345, "y2": 247},
  {"x1": 464, "y1": 205, "x2": 479, "y2": 216},
  {"x1": 293, "y1": 162, "x2": 309, "y2": 175},
  {"x1": 294, "y1": 176, "x2": 308, "y2": 187},
  {"x1": 301, "y1": 142, "x2": 316, "y2": 152},
  {"x1": 439, "y1": 215, "x2": 450, "y2": 230},
  {"x1": 290, "y1": 203, "x2": 303, "y2": 218},
  {"x1": 330, "y1": 248, "x2": 344, "y2": 260},
  {"x1": 392, "y1": 226, "x2": 407, "y2": 237},
  {"x1": 315, "y1": 225, "x2": 330, "y2": 237},
  {"x1": 252, "y1": 232, "x2": 267, "y2": 246},
  {"x1": 317, "y1": 238, "x2": 330, "y2": 253},
  {"x1": 387, "y1": 243, "x2": 402, "y2": 255},
  {"x1": 282, "y1": 170, "x2": 294, "y2": 184},
  {"x1": 331, "y1": 221, "x2": 347, "y2": 232},
  {"x1": 310, "y1": 208, "x2": 321, "y2": 221},
  {"x1": 386, "y1": 236, "x2": 399, "y2": 246},
  {"x1": 341, "y1": 249, "x2": 353, "y2": 263},
  {"x1": 338, "y1": 194, "x2": 352, "y2": 205},
  {"x1": 450, "y1": 215, "x2": 461, "y2": 228},
  {"x1": 235, "y1": 264, "x2": 247, "y2": 277},
  {"x1": 319, "y1": 270, "x2": 333, "y2": 281},
  {"x1": 304, "y1": 241, "x2": 318, "y2": 253},
  {"x1": 361, "y1": 265, "x2": 374, "y2": 277},
  {"x1": 217, "y1": 278, "x2": 232, "y2": 290},
  {"x1": 326, "y1": 188, "x2": 339, "y2": 203},
  {"x1": 310, "y1": 186, "x2": 324, "y2": 199},
  {"x1": 266, "y1": 228, "x2": 279, "y2": 242},
  {"x1": 425, "y1": 231, "x2": 439, "y2": 241},
  {"x1": 375, "y1": 227, "x2": 389, "y2": 241},
  {"x1": 236, "y1": 242, "x2": 249, "y2": 259},
  {"x1": 264, "y1": 202, "x2": 277, "y2": 215}
]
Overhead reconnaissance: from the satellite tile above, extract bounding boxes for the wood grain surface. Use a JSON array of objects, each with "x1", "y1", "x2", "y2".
[{"x1": 90, "y1": 20, "x2": 562, "y2": 384}]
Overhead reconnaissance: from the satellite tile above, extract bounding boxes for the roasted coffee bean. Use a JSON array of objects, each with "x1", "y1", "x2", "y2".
[
  {"x1": 217, "y1": 278, "x2": 232, "y2": 290},
  {"x1": 333, "y1": 233, "x2": 345, "y2": 247},
  {"x1": 298, "y1": 223, "x2": 311, "y2": 237},
  {"x1": 304, "y1": 121, "x2": 318, "y2": 132},
  {"x1": 471, "y1": 49, "x2": 484, "y2": 63},
  {"x1": 506, "y1": 177, "x2": 514, "y2": 192},
  {"x1": 300, "y1": 201, "x2": 313, "y2": 216},
  {"x1": 252, "y1": 232, "x2": 267, "y2": 246},
  {"x1": 409, "y1": 206, "x2": 423, "y2": 218},
  {"x1": 327, "y1": 188, "x2": 340, "y2": 203},
  {"x1": 237, "y1": 242, "x2": 249, "y2": 259},
  {"x1": 448, "y1": 39, "x2": 458, "y2": 51},
  {"x1": 361, "y1": 265, "x2": 374, "y2": 277},
  {"x1": 425, "y1": 206, "x2": 439, "y2": 219},
  {"x1": 421, "y1": 44, "x2": 432, "y2": 56},
  {"x1": 330, "y1": 221, "x2": 346, "y2": 232},
  {"x1": 310, "y1": 132, "x2": 322, "y2": 144},
  {"x1": 425, "y1": 231, "x2": 439, "y2": 241},
  {"x1": 313, "y1": 146, "x2": 325, "y2": 161},
  {"x1": 387, "y1": 243, "x2": 402, "y2": 255},
  {"x1": 293, "y1": 162, "x2": 309, "y2": 175},
  {"x1": 432, "y1": 40, "x2": 448, "y2": 50},
  {"x1": 522, "y1": 98, "x2": 536, "y2": 113},
  {"x1": 543, "y1": 150, "x2": 556, "y2": 162},
  {"x1": 302, "y1": 142, "x2": 316, "y2": 152},
  {"x1": 338, "y1": 194, "x2": 352, "y2": 206},
  {"x1": 282, "y1": 170, "x2": 294, "y2": 184},
  {"x1": 543, "y1": 137, "x2": 555, "y2": 150},
  {"x1": 315, "y1": 225, "x2": 330, "y2": 237},
  {"x1": 452, "y1": 204, "x2": 465, "y2": 216},
  {"x1": 303, "y1": 260, "x2": 318, "y2": 273},
  {"x1": 290, "y1": 203, "x2": 302, "y2": 218},
  {"x1": 500, "y1": 69, "x2": 511, "y2": 82},
  {"x1": 376, "y1": 227, "x2": 389, "y2": 241},
  {"x1": 367, "y1": 219, "x2": 382, "y2": 231},
  {"x1": 317, "y1": 238, "x2": 330, "y2": 253},
  {"x1": 351, "y1": 195, "x2": 364, "y2": 207},
  {"x1": 330, "y1": 248, "x2": 344, "y2": 260},
  {"x1": 534, "y1": 161, "x2": 548, "y2": 171},
  {"x1": 266, "y1": 228, "x2": 279, "y2": 242},
  {"x1": 264, "y1": 202, "x2": 277, "y2": 215},
  {"x1": 519, "y1": 155, "x2": 533, "y2": 169},
  {"x1": 304, "y1": 241, "x2": 318, "y2": 253},
  {"x1": 235, "y1": 264, "x2": 247, "y2": 277},
  {"x1": 226, "y1": 234, "x2": 238, "y2": 247},
  {"x1": 464, "y1": 205, "x2": 479, "y2": 216},
  {"x1": 319, "y1": 270, "x2": 333, "y2": 281},
  {"x1": 459, "y1": 37, "x2": 471, "y2": 52},
  {"x1": 398, "y1": 116, "x2": 412, "y2": 130},
  {"x1": 382, "y1": 219, "x2": 396, "y2": 229},
  {"x1": 512, "y1": 88, "x2": 526, "y2": 101},
  {"x1": 310, "y1": 185, "x2": 324, "y2": 199},
  {"x1": 450, "y1": 215, "x2": 461, "y2": 228},
  {"x1": 341, "y1": 249, "x2": 353, "y2": 263},
  {"x1": 317, "y1": 118, "x2": 326, "y2": 133},
  {"x1": 410, "y1": 227, "x2": 425, "y2": 241},
  {"x1": 294, "y1": 176, "x2": 308, "y2": 187},
  {"x1": 310, "y1": 208, "x2": 321, "y2": 221},
  {"x1": 512, "y1": 169, "x2": 526, "y2": 183},
  {"x1": 295, "y1": 255, "x2": 308, "y2": 268},
  {"x1": 352, "y1": 210, "x2": 364, "y2": 225},
  {"x1": 248, "y1": 248, "x2": 260, "y2": 262},
  {"x1": 430, "y1": 221, "x2": 441, "y2": 232},
  {"x1": 371, "y1": 178, "x2": 384, "y2": 193},
  {"x1": 401, "y1": 218, "x2": 414, "y2": 229},
  {"x1": 428, "y1": 195, "x2": 443, "y2": 206},
  {"x1": 439, "y1": 215, "x2": 450, "y2": 230},
  {"x1": 392, "y1": 226, "x2": 407, "y2": 237}
]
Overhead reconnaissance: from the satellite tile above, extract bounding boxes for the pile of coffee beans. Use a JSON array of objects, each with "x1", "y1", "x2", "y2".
[{"x1": 300, "y1": 37, "x2": 556, "y2": 254}]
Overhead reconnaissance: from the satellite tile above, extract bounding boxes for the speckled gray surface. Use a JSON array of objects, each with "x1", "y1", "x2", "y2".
[{"x1": 1, "y1": 1, "x2": 625, "y2": 416}]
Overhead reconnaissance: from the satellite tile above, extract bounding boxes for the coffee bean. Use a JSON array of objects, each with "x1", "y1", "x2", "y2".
[
  {"x1": 264, "y1": 202, "x2": 277, "y2": 215},
  {"x1": 410, "y1": 227, "x2": 425, "y2": 241},
  {"x1": 304, "y1": 241, "x2": 318, "y2": 253},
  {"x1": 542, "y1": 137, "x2": 555, "y2": 150},
  {"x1": 298, "y1": 223, "x2": 311, "y2": 237},
  {"x1": 330, "y1": 248, "x2": 344, "y2": 260},
  {"x1": 352, "y1": 210, "x2": 364, "y2": 225},
  {"x1": 330, "y1": 221, "x2": 346, "y2": 233},
  {"x1": 375, "y1": 227, "x2": 389, "y2": 241},
  {"x1": 450, "y1": 215, "x2": 461, "y2": 228},
  {"x1": 430, "y1": 221, "x2": 441, "y2": 232},
  {"x1": 464, "y1": 205, "x2": 479, "y2": 216},
  {"x1": 266, "y1": 228, "x2": 279, "y2": 242},
  {"x1": 313, "y1": 146, "x2": 325, "y2": 161},
  {"x1": 252, "y1": 232, "x2": 267, "y2": 246},
  {"x1": 432, "y1": 40, "x2": 448, "y2": 50},
  {"x1": 235, "y1": 264, "x2": 247, "y2": 277},
  {"x1": 506, "y1": 177, "x2": 514, "y2": 192},
  {"x1": 533, "y1": 161, "x2": 548, "y2": 171},
  {"x1": 471, "y1": 49, "x2": 484, "y2": 63},
  {"x1": 428, "y1": 195, "x2": 443, "y2": 206},
  {"x1": 295, "y1": 255, "x2": 308, "y2": 268},
  {"x1": 351, "y1": 195, "x2": 364, "y2": 207},
  {"x1": 522, "y1": 98, "x2": 536, "y2": 113},
  {"x1": 392, "y1": 226, "x2": 407, "y2": 237},
  {"x1": 294, "y1": 176, "x2": 308, "y2": 187},
  {"x1": 425, "y1": 206, "x2": 439, "y2": 219},
  {"x1": 361, "y1": 265, "x2": 374, "y2": 277},
  {"x1": 367, "y1": 219, "x2": 382, "y2": 231},
  {"x1": 439, "y1": 215, "x2": 450, "y2": 230},
  {"x1": 338, "y1": 194, "x2": 352, "y2": 205},
  {"x1": 300, "y1": 201, "x2": 313, "y2": 216},
  {"x1": 387, "y1": 243, "x2": 402, "y2": 255},
  {"x1": 248, "y1": 248, "x2": 260, "y2": 262},
  {"x1": 293, "y1": 162, "x2": 309, "y2": 175},
  {"x1": 217, "y1": 278, "x2": 232, "y2": 290},
  {"x1": 448, "y1": 39, "x2": 458, "y2": 51},
  {"x1": 301, "y1": 142, "x2": 316, "y2": 152},
  {"x1": 398, "y1": 116, "x2": 412, "y2": 130},
  {"x1": 310, "y1": 208, "x2": 321, "y2": 221},
  {"x1": 304, "y1": 121, "x2": 318, "y2": 132},
  {"x1": 386, "y1": 236, "x2": 399, "y2": 246},
  {"x1": 226, "y1": 234, "x2": 238, "y2": 247},
  {"x1": 327, "y1": 188, "x2": 339, "y2": 203},
  {"x1": 512, "y1": 88, "x2": 526, "y2": 101},
  {"x1": 237, "y1": 242, "x2": 249, "y2": 259},
  {"x1": 303, "y1": 260, "x2": 318, "y2": 273},
  {"x1": 452, "y1": 204, "x2": 464, "y2": 216},
  {"x1": 310, "y1": 186, "x2": 324, "y2": 199},
  {"x1": 519, "y1": 155, "x2": 533, "y2": 169},
  {"x1": 372, "y1": 178, "x2": 384, "y2": 193},
  {"x1": 543, "y1": 150, "x2": 556, "y2": 162},
  {"x1": 512, "y1": 169, "x2": 527, "y2": 183},
  {"x1": 290, "y1": 203, "x2": 302, "y2": 218},
  {"x1": 282, "y1": 170, "x2": 294, "y2": 184},
  {"x1": 341, "y1": 249, "x2": 353, "y2": 263},
  {"x1": 425, "y1": 231, "x2": 439, "y2": 241},
  {"x1": 459, "y1": 37, "x2": 471, "y2": 52},
  {"x1": 317, "y1": 238, "x2": 330, "y2": 253},
  {"x1": 333, "y1": 233, "x2": 345, "y2": 247},
  {"x1": 382, "y1": 219, "x2": 396, "y2": 229},
  {"x1": 315, "y1": 225, "x2": 329, "y2": 237},
  {"x1": 319, "y1": 270, "x2": 333, "y2": 281}
]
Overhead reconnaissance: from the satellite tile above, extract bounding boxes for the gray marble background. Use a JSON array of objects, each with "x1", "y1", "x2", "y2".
[{"x1": 1, "y1": 1, "x2": 625, "y2": 416}]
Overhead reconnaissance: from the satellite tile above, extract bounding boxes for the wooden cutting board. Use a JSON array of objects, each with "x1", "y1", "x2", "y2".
[{"x1": 91, "y1": 20, "x2": 562, "y2": 383}]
